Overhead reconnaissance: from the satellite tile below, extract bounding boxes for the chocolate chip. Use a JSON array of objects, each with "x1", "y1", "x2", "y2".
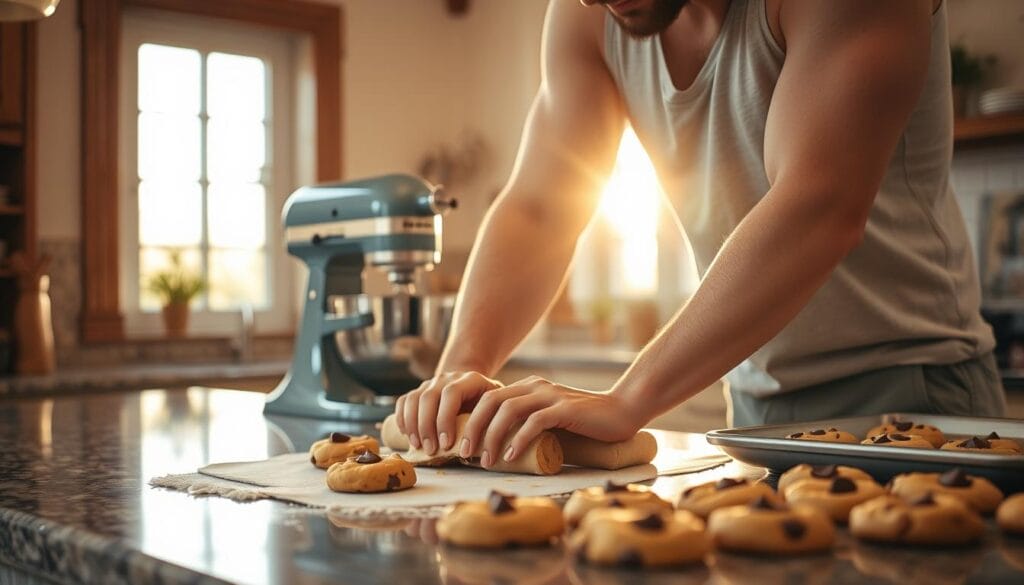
[
  {"x1": 938, "y1": 468, "x2": 972, "y2": 488},
  {"x1": 632, "y1": 513, "x2": 665, "y2": 532},
  {"x1": 608, "y1": 498, "x2": 625, "y2": 508},
  {"x1": 910, "y1": 493, "x2": 935, "y2": 506},
  {"x1": 604, "y1": 480, "x2": 628, "y2": 493},
  {"x1": 788, "y1": 432, "x2": 804, "y2": 439},
  {"x1": 915, "y1": 424, "x2": 927, "y2": 429},
  {"x1": 872, "y1": 435, "x2": 892, "y2": 444},
  {"x1": 715, "y1": 478, "x2": 746, "y2": 491},
  {"x1": 330, "y1": 432, "x2": 350, "y2": 443},
  {"x1": 617, "y1": 549, "x2": 644, "y2": 567},
  {"x1": 355, "y1": 451, "x2": 382, "y2": 464},
  {"x1": 809, "y1": 429, "x2": 827, "y2": 436},
  {"x1": 811, "y1": 464, "x2": 838, "y2": 479},
  {"x1": 781, "y1": 519, "x2": 806, "y2": 540},
  {"x1": 830, "y1": 477, "x2": 857, "y2": 494},
  {"x1": 826, "y1": 427, "x2": 839, "y2": 432},
  {"x1": 386, "y1": 474, "x2": 400, "y2": 490},
  {"x1": 310, "y1": 454, "x2": 317, "y2": 464},
  {"x1": 894, "y1": 421, "x2": 914, "y2": 432},
  {"x1": 890, "y1": 434, "x2": 911, "y2": 441},
  {"x1": 488, "y1": 491, "x2": 515, "y2": 515},
  {"x1": 958, "y1": 436, "x2": 991, "y2": 449},
  {"x1": 987, "y1": 432, "x2": 1001, "y2": 440},
  {"x1": 749, "y1": 496, "x2": 780, "y2": 511}
]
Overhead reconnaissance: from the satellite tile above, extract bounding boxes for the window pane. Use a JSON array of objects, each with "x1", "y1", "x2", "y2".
[
  {"x1": 208, "y1": 118, "x2": 265, "y2": 183},
  {"x1": 138, "y1": 44, "x2": 201, "y2": 115},
  {"x1": 207, "y1": 52, "x2": 266, "y2": 120},
  {"x1": 208, "y1": 249, "x2": 267, "y2": 310},
  {"x1": 139, "y1": 246, "x2": 203, "y2": 311},
  {"x1": 208, "y1": 183, "x2": 266, "y2": 249},
  {"x1": 139, "y1": 181, "x2": 202, "y2": 247},
  {"x1": 138, "y1": 112, "x2": 201, "y2": 181}
]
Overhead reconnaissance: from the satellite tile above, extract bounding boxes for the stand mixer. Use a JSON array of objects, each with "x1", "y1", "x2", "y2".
[{"x1": 264, "y1": 174, "x2": 457, "y2": 422}]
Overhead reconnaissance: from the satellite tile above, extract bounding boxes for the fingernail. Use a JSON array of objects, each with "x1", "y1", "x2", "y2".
[
  {"x1": 481, "y1": 450, "x2": 491, "y2": 468},
  {"x1": 459, "y1": 437, "x2": 471, "y2": 458},
  {"x1": 409, "y1": 434, "x2": 421, "y2": 449},
  {"x1": 439, "y1": 432, "x2": 450, "y2": 450},
  {"x1": 503, "y1": 445, "x2": 515, "y2": 462},
  {"x1": 422, "y1": 436, "x2": 435, "y2": 455}
]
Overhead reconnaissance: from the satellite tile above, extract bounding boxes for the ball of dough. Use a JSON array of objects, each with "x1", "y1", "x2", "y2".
[
  {"x1": 777, "y1": 463, "x2": 874, "y2": 494},
  {"x1": 707, "y1": 497, "x2": 835, "y2": 555},
  {"x1": 887, "y1": 468, "x2": 1004, "y2": 514},
  {"x1": 860, "y1": 433, "x2": 934, "y2": 449},
  {"x1": 849, "y1": 493, "x2": 984, "y2": 545},
  {"x1": 326, "y1": 452, "x2": 416, "y2": 493},
  {"x1": 784, "y1": 476, "x2": 885, "y2": 523},
  {"x1": 997, "y1": 493, "x2": 1024, "y2": 535},
  {"x1": 570, "y1": 508, "x2": 709, "y2": 568},
  {"x1": 310, "y1": 432, "x2": 380, "y2": 469},
  {"x1": 786, "y1": 428, "x2": 859, "y2": 444},
  {"x1": 677, "y1": 478, "x2": 781, "y2": 519},
  {"x1": 437, "y1": 491, "x2": 564, "y2": 549},
  {"x1": 563, "y1": 481, "x2": 672, "y2": 529},
  {"x1": 866, "y1": 421, "x2": 945, "y2": 448}
]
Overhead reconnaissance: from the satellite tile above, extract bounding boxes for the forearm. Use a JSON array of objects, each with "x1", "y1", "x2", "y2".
[
  {"x1": 611, "y1": 185, "x2": 866, "y2": 422},
  {"x1": 437, "y1": 194, "x2": 582, "y2": 376}
]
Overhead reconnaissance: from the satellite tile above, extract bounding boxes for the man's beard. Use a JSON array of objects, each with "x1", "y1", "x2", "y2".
[{"x1": 607, "y1": 0, "x2": 690, "y2": 39}]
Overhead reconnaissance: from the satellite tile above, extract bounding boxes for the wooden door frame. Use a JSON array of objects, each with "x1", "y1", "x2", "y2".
[{"x1": 79, "y1": 0, "x2": 342, "y2": 342}]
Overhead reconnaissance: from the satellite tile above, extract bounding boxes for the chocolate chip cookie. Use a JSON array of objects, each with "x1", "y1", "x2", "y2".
[
  {"x1": 563, "y1": 481, "x2": 672, "y2": 530},
  {"x1": 570, "y1": 508, "x2": 709, "y2": 568},
  {"x1": 786, "y1": 428, "x2": 859, "y2": 444},
  {"x1": 707, "y1": 497, "x2": 835, "y2": 555},
  {"x1": 860, "y1": 433, "x2": 934, "y2": 449},
  {"x1": 326, "y1": 452, "x2": 416, "y2": 493},
  {"x1": 784, "y1": 476, "x2": 885, "y2": 523},
  {"x1": 866, "y1": 421, "x2": 945, "y2": 448},
  {"x1": 777, "y1": 463, "x2": 874, "y2": 494},
  {"x1": 888, "y1": 468, "x2": 1004, "y2": 514},
  {"x1": 309, "y1": 432, "x2": 380, "y2": 469},
  {"x1": 849, "y1": 493, "x2": 984, "y2": 545},
  {"x1": 437, "y1": 491, "x2": 564, "y2": 549},
  {"x1": 940, "y1": 434, "x2": 1022, "y2": 455},
  {"x1": 997, "y1": 493, "x2": 1024, "y2": 535},
  {"x1": 676, "y1": 478, "x2": 782, "y2": 519}
]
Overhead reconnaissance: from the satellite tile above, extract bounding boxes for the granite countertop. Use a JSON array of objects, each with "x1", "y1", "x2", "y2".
[{"x1": 1, "y1": 388, "x2": 1022, "y2": 585}]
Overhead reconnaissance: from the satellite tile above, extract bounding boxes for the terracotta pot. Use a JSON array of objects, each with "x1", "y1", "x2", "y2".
[{"x1": 162, "y1": 302, "x2": 190, "y2": 338}]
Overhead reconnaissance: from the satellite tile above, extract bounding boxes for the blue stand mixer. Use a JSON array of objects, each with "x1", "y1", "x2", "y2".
[{"x1": 264, "y1": 174, "x2": 457, "y2": 422}]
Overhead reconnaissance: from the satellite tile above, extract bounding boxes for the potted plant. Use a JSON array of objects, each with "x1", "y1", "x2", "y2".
[
  {"x1": 950, "y1": 43, "x2": 996, "y2": 117},
  {"x1": 146, "y1": 251, "x2": 205, "y2": 338}
]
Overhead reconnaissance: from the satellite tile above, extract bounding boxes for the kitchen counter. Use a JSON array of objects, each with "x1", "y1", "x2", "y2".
[{"x1": 0, "y1": 388, "x2": 1022, "y2": 585}]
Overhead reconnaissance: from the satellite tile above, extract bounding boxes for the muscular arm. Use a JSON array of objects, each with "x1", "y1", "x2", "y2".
[{"x1": 394, "y1": 0, "x2": 625, "y2": 454}]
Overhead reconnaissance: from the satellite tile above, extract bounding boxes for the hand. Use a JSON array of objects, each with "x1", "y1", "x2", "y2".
[
  {"x1": 393, "y1": 370, "x2": 503, "y2": 455},
  {"x1": 460, "y1": 376, "x2": 643, "y2": 469}
]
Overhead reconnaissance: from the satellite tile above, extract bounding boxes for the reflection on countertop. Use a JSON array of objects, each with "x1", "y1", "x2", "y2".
[{"x1": 0, "y1": 387, "x2": 1022, "y2": 585}]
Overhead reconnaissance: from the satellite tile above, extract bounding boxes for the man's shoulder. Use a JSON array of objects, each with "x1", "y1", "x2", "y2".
[{"x1": 545, "y1": 0, "x2": 607, "y2": 60}]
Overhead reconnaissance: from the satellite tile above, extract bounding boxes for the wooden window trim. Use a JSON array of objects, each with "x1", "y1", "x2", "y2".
[{"x1": 79, "y1": 0, "x2": 342, "y2": 342}]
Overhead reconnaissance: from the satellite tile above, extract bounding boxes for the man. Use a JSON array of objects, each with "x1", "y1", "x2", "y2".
[{"x1": 394, "y1": 0, "x2": 1004, "y2": 467}]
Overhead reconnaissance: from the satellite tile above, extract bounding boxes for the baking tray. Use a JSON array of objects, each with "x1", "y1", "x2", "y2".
[{"x1": 705, "y1": 413, "x2": 1024, "y2": 492}]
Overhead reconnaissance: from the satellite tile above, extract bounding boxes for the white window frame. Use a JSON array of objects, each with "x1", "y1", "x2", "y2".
[{"x1": 119, "y1": 8, "x2": 297, "y2": 336}]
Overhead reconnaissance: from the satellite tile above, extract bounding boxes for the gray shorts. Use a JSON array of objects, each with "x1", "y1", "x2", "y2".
[{"x1": 727, "y1": 353, "x2": 1007, "y2": 428}]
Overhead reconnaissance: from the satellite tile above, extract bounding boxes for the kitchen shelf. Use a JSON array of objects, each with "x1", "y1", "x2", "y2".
[
  {"x1": 0, "y1": 127, "x2": 22, "y2": 146},
  {"x1": 953, "y1": 112, "x2": 1024, "y2": 147},
  {"x1": 0, "y1": 205, "x2": 23, "y2": 215}
]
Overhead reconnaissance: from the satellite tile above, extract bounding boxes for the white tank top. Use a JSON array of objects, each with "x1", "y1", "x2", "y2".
[{"x1": 603, "y1": 0, "x2": 994, "y2": 395}]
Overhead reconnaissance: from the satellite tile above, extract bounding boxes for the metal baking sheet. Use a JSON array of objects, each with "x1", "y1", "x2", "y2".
[{"x1": 705, "y1": 413, "x2": 1024, "y2": 492}]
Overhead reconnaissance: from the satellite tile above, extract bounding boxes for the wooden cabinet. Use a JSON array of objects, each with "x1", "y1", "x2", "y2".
[{"x1": 0, "y1": 25, "x2": 26, "y2": 127}]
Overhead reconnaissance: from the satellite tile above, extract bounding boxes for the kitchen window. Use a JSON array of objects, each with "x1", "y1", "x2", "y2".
[{"x1": 119, "y1": 10, "x2": 298, "y2": 335}]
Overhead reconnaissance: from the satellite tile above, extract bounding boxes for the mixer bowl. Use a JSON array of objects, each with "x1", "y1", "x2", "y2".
[{"x1": 329, "y1": 293, "x2": 456, "y2": 396}]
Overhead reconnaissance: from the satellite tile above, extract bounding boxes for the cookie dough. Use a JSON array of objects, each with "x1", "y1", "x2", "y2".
[
  {"x1": 707, "y1": 497, "x2": 836, "y2": 555},
  {"x1": 784, "y1": 476, "x2": 885, "y2": 523},
  {"x1": 570, "y1": 508, "x2": 709, "y2": 568},
  {"x1": 984, "y1": 432, "x2": 1024, "y2": 453},
  {"x1": 677, "y1": 478, "x2": 782, "y2": 519},
  {"x1": 849, "y1": 493, "x2": 984, "y2": 545},
  {"x1": 860, "y1": 433, "x2": 934, "y2": 449},
  {"x1": 786, "y1": 428, "x2": 859, "y2": 444},
  {"x1": 325, "y1": 452, "x2": 416, "y2": 493},
  {"x1": 309, "y1": 432, "x2": 380, "y2": 469},
  {"x1": 866, "y1": 421, "x2": 945, "y2": 448},
  {"x1": 888, "y1": 468, "x2": 1004, "y2": 514},
  {"x1": 563, "y1": 481, "x2": 672, "y2": 529},
  {"x1": 436, "y1": 491, "x2": 565, "y2": 548},
  {"x1": 380, "y1": 414, "x2": 657, "y2": 472},
  {"x1": 997, "y1": 493, "x2": 1024, "y2": 535},
  {"x1": 940, "y1": 435, "x2": 1022, "y2": 455},
  {"x1": 381, "y1": 414, "x2": 563, "y2": 475},
  {"x1": 777, "y1": 463, "x2": 874, "y2": 494}
]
